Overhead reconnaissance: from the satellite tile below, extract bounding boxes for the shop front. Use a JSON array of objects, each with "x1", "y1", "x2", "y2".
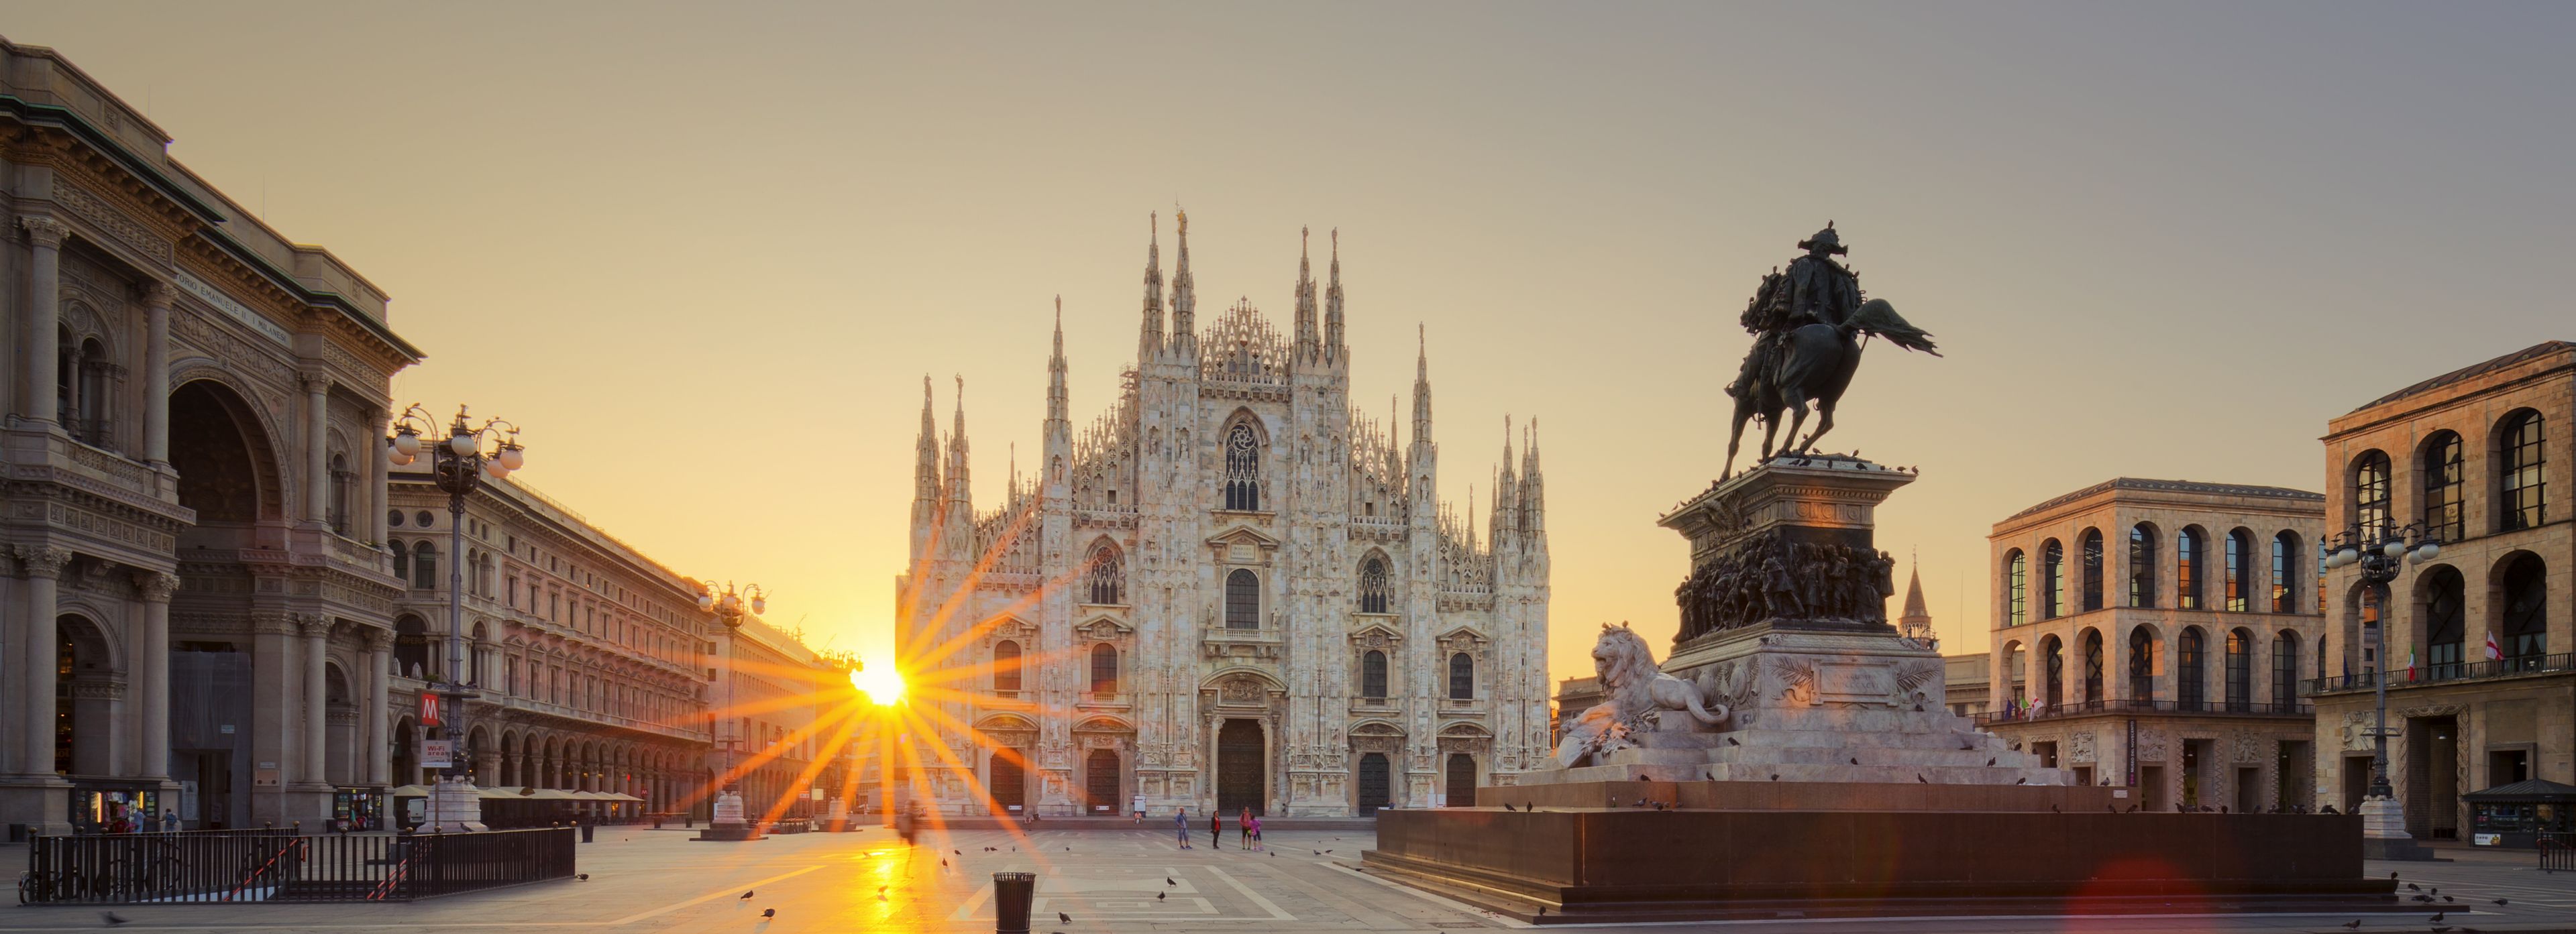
[
  {"x1": 2465, "y1": 778, "x2": 2576, "y2": 849},
  {"x1": 68, "y1": 783, "x2": 162, "y2": 834},
  {"x1": 332, "y1": 787, "x2": 386, "y2": 831}
]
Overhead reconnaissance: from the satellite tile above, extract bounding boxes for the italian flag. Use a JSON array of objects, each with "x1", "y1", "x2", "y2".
[{"x1": 2406, "y1": 649, "x2": 2416, "y2": 682}]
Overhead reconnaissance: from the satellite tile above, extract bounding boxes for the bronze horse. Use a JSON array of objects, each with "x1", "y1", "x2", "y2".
[{"x1": 1721, "y1": 297, "x2": 1931, "y2": 480}]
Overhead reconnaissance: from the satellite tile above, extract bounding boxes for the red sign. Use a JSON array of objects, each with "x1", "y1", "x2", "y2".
[{"x1": 419, "y1": 692, "x2": 442, "y2": 727}]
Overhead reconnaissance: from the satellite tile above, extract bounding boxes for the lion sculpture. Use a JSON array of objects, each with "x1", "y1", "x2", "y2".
[{"x1": 1552, "y1": 623, "x2": 1729, "y2": 768}]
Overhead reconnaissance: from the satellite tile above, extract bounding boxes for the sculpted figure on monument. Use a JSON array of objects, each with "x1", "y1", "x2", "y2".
[
  {"x1": 1719, "y1": 223, "x2": 1943, "y2": 480},
  {"x1": 1676, "y1": 534, "x2": 1905, "y2": 638},
  {"x1": 1554, "y1": 624, "x2": 1730, "y2": 768}
]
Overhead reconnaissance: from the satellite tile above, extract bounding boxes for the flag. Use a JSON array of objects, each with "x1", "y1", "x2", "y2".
[
  {"x1": 2406, "y1": 649, "x2": 2416, "y2": 683},
  {"x1": 2486, "y1": 631, "x2": 2503, "y2": 660}
]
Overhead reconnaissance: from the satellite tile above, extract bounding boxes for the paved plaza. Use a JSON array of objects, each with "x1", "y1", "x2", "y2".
[{"x1": 4, "y1": 827, "x2": 2573, "y2": 933}]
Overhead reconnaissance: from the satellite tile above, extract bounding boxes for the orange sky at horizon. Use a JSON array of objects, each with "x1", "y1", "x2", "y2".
[{"x1": 7, "y1": 3, "x2": 2569, "y2": 690}]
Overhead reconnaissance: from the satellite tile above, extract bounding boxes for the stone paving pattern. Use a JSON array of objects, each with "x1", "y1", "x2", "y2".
[{"x1": 4, "y1": 828, "x2": 2573, "y2": 933}]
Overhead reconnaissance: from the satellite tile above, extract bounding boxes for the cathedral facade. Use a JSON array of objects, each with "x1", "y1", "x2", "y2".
[{"x1": 898, "y1": 213, "x2": 1550, "y2": 817}]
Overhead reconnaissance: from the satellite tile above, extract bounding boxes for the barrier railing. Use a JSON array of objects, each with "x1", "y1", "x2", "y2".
[
  {"x1": 2302, "y1": 652, "x2": 2575, "y2": 695},
  {"x1": 2543, "y1": 833, "x2": 2573, "y2": 873},
  {"x1": 1972, "y1": 698, "x2": 2312, "y2": 726},
  {"x1": 19, "y1": 827, "x2": 575, "y2": 904}
]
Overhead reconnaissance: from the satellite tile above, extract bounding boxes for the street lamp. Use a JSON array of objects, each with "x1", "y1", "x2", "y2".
[
  {"x1": 2323, "y1": 519, "x2": 2438, "y2": 821},
  {"x1": 388, "y1": 404, "x2": 524, "y2": 829},
  {"x1": 698, "y1": 581, "x2": 764, "y2": 839}
]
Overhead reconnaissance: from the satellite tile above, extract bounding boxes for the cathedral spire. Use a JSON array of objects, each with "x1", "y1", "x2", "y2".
[
  {"x1": 945, "y1": 375, "x2": 970, "y2": 504},
  {"x1": 1139, "y1": 213, "x2": 1164, "y2": 362},
  {"x1": 1411, "y1": 324, "x2": 1434, "y2": 445},
  {"x1": 1324, "y1": 228, "x2": 1344, "y2": 363},
  {"x1": 1898, "y1": 550, "x2": 1935, "y2": 647},
  {"x1": 1170, "y1": 207, "x2": 1197, "y2": 358},
  {"x1": 915, "y1": 374, "x2": 941, "y2": 505},
  {"x1": 1523, "y1": 418, "x2": 1544, "y2": 534},
  {"x1": 1293, "y1": 227, "x2": 1320, "y2": 360},
  {"x1": 1047, "y1": 296, "x2": 1069, "y2": 426},
  {"x1": 1496, "y1": 415, "x2": 1519, "y2": 546}
]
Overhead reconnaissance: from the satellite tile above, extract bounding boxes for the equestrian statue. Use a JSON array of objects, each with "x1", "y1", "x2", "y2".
[{"x1": 1719, "y1": 223, "x2": 1940, "y2": 480}]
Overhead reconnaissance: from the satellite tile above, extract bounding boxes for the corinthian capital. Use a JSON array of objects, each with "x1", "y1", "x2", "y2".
[
  {"x1": 18, "y1": 214, "x2": 68, "y2": 247},
  {"x1": 133, "y1": 571, "x2": 182, "y2": 602},
  {"x1": 15, "y1": 545, "x2": 74, "y2": 579},
  {"x1": 294, "y1": 612, "x2": 335, "y2": 638},
  {"x1": 359, "y1": 626, "x2": 393, "y2": 652},
  {"x1": 142, "y1": 280, "x2": 176, "y2": 308}
]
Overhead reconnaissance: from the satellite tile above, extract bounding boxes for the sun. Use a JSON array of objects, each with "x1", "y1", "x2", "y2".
[{"x1": 851, "y1": 664, "x2": 907, "y2": 705}]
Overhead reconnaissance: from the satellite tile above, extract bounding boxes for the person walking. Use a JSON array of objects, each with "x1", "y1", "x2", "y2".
[
  {"x1": 1208, "y1": 810, "x2": 1224, "y2": 850},
  {"x1": 1244, "y1": 812, "x2": 1262, "y2": 851},
  {"x1": 1173, "y1": 807, "x2": 1192, "y2": 849},
  {"x1": 1132, "y1": 793, "x2": 1146, "y2": 824},
  {"x1": 1236, "y1": 807, "x2": 1250, "y2": 850}
]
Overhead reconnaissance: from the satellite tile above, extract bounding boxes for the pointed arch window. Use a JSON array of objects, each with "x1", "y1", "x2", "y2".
[
  {"x1": 2004, "y1": 550, "x2": 2027, "y2": 626},
  {"x1": 1361, "y1": 650, "x2": 1388, "y2": 700},
  {"x1": 1447, "y1": 652, "x2": 1474, "y2": 700},
  {"x1": 1358, "y1": 557, "x2": 1391, "y2": 614},
  {"x1": 2353, "y1": 451, "x2": 2392, "y2": 540},
  {"x1": 1224, "y1": 423, "x2": 1261, "y2": 510},
  {"x1": 2128, "y1": 524, "x2": 2157, "y2": 608},
  {"x1": 2225, "y1": 529, "x2": 2253, "y2": 612},
  {"x1": 2500, "y1": 411, "x2": 2546, "y2": 531},
  {"x1": 1225, "y1": 569, "x2": 1260, "y2": 630},
  {"x1": 2080, "y1": 528, "x2": 2104, "y2": 611},
  {"x1": 993, "y1": 640, "x2": 1023, "y2": 693},
  {"x1": 2271, "y1": 531, "x2": 2300, "y2": 613},
  {"x1": 2176, "y1": 527, "x2": 2204, "y2": 610},
  {"x1": 2040, "y1": 539, "x2": 2065, "y2": 619},
  {"x1": 2423, "y1": 431, "x2": 2465, "y2": 540},
  {"x1": 1089, "y1": 643, "x2": 1118, "y2": 695},
  {"x1": 1085, "y1": 542, "x2": 1124, "y2": 605}
]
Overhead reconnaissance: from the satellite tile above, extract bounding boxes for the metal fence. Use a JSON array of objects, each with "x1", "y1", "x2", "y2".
[
  {"x1": 2303, "y1": 652, "x2": 2575, "y2": 695},
  {"x1": 19, "y1": 827, "x2": 574, "y2": 904},
  {"x1": 1972, "y1": 698, "x2": 2312, "y2": 726},
  {"x1": 2544, "y1": 833, "x2": 2573, "y2": 873}
]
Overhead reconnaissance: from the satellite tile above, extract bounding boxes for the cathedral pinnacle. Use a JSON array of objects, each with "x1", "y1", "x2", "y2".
[
  {"x1": 1171, "y1": 205, "x2": 1196, "y2": 357},
  {"x1": 1140, "y1": 213, "x2": 1164, "y2": 361},
  {"x1": 1049, "y1": 296, "x2": 1069, "y2": 426},
  {"x1": 1294, "y1": 225, "x2": 1320, "y2": 359},
  {"x1": 1324, "y1": 227, "x2": 1345, "y2": 361}
]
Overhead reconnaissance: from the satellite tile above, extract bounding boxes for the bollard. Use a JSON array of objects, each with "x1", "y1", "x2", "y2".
[
  {"x1": 992, "y1": 872, "x2": 1036, "y2": 934},
  {"x1": 582, "y1": 823, "x2": 595, "y2": 843}
]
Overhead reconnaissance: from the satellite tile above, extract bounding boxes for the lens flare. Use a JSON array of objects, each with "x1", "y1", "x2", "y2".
[{"x1": 851, "y1": 664, "x2": 907, "y2": 705}]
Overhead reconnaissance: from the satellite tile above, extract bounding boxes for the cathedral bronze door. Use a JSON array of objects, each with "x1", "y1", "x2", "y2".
[
  {"x1": 1444, "y1": 754, "x2": 1477, "y2": 807},
  {"x1": 1084, "y1": 750, "x2": 1119, "y2": 815},
  {"x1": 1356, "y1": 753, "x2": 1391, "y2": 815},
  {"x1": 1216, "y1": 719, "x2": 1265, "y2": 816},
  {"x1": 989, "y1": 755, "x2": 1025, "y2": 812}
]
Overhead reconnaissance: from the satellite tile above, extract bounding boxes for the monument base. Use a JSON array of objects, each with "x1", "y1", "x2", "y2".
[
  {"x1": 2359, "y1": 797, "x2": 2440, "y2": 861},
  {"x1": 423, "y1": 776, "x2": 487, "y2": 833},
  {"x1": 1363, "y1": 809, "x2": 2404, "y2": 922},
  {"x1": 693, "y1": 821, "x2": 765, "y2": 841}
]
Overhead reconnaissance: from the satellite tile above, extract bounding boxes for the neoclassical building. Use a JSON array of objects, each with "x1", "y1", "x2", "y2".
[
  {"x1": 0, "y1": 38, "x2": 419, "y2": 833},
  {"x1": 1983, "y1": 478, "x2": 2327, "y2": 812},
  {"x1": 382, "y1": 465, "x2": 715, "y2": 823},
  {"x1": 2307, "y1": 341, "x2": 2572, "y2": 841},
  {"x1": 897, "y1": 214, "x2": 1552, "y2": 817}
]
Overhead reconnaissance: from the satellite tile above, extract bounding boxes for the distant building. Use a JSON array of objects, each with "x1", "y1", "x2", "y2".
[
  {"x1": 1983, "y1": 478, "x2": 2326, "y2": 811},
  {"x1": 2306, "y1": 341, "x2": 2575, "y2": 839},
  {"x1": 1944, "y1": 654, "x2": 1991, "y2": 717},
  {"x1": 1552, "y1": 676, "x2": 1601, "y2": 746}
]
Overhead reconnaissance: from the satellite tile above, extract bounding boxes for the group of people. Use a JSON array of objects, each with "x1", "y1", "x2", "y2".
[
  {"x1": 1675, "y1": 529, "x2": 1899, "y2": 639},
  {"x1": 1150, "y1": 802, "x2": 1262, "y2": 851}
]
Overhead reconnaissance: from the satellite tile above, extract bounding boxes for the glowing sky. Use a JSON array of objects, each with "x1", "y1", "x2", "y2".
[{"x1": 9, "y1": 3, "x2": 2569, "y2": 687}]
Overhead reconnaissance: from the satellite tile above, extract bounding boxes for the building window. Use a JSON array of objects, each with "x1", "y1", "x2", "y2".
[
  {"x1": 2224, "y1": 629, "x2": 2251, "y2": 711},
  {"x1": 1085, "y1": 542, "x2": 1123, "y2": 605},
  {"x1": 2004, "y1": 550, "x2": 2027, "y2": 626},
  {"x1": 2422, "y1": 566, "x2": 2465, "y2": 680},
  {"x1": 2178, "y1": 627, "x2": 2206, "y2": 708},
  {"x1": 2271, "y1": 531, "x2": 2300, "y2": 613},
  {"x1": 1361, "y1": 650, "x2": 1388, "y2": 700},
  {"x1": 390, "y1": 540, "x2": 410, "y2": 580},
  {"x1": 1447, "y1": 652, "x2": 1473, "y2": 700},
  {"x1": 2225, "y1": 528, "x2": 2253, "y2": 612},
  {"x1": 2041, "y1": 539, "x2": 2065, "y2": 620},
  {"x1": 2423, "y1": 431, "x2": 2464, "y2": 541},
  {"x1": 1225, "y1": 569, "x2": 1260, "y2": 630},
  {"x1": 329, "y1": 454, "x2": 354, "y2": 535},
  {"x1": 2041, "y1": 637, "x2": 2064, "y2": 709},
  {"x1": 2271, "y1": 632, "x2": 2301, "y2": 707},
  {"x1": 2082, "y1": 630, "x2": 2105, "y2": 703},
  {"x1": 2501, "y1": 553, "x2": 2547, "y2": 662},
  {"x1": 413, "y1": 542, "x2": 439, "y2": 590},
  {"x1": 2500, "y1": 411, "x2": 2546, "y2": 531},
  {"x1": 2353, "y1": 450, "x2": 2392, "y2": 539},
  {"x1": 1224, "y1": 423, "x2": 1261, "y2": 511},
  {"x1": 993, "y1": 641, "x2": 1022, "y2": 692},
  {"x1": 2080, "y1": 528, "x2": 2104, "y2": 612},
  {"x1": 2128, "y1": 524, "x2": 2157, "y2": 608},
  {"x1": 1358, "y1": 557, "x2": 1391, "y2": 614},
  {"x1": 1089, "y1": 643, "x2": 1118, "y2": 695},
  {"x1": 2176, "y1": 527, "x2": 2204, "y2": 610},
  {"x1": 2127, "y1": 628, "x2": 2155, "y2": 702}
]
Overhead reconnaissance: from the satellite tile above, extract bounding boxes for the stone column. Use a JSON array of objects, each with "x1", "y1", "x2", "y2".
[
  {"x1": 368, "y1": 408, "x2": 390, "y2": 544},
  {"x1": 300, "y1": 614, "x2": 332, "y2": 786},
  {"x1": 141, "y1": 284, "x2": 174, "y2": 464},
  {"x1": 135, "y1": 573, "x2": 178, "y2": 782},
  {"x1": 19, "y1": 216, "x2": 67, "y2": 422},
  {"x1": 17, "y1": 547, "x2": 71, "y2": 775},
  {"x1": 301, "y1": 374, "x2": 331, "y2": 526},
  {"x1": 366, "y1": 630, "x2": 391, "y2": 785}
]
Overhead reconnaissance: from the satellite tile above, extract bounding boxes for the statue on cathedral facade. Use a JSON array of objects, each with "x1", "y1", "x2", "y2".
[{"x1": 1720, "y1": 223, "x2": 1941, "y2": 480}]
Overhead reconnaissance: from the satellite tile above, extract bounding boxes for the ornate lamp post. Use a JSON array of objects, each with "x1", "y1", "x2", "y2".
[
  {"x1": 2322, "y1": 519, "x2": 2436, "y2": 857},
  {"x1": 387, "y1": 405, "x2": 524, "y2": 831},
  {"x1": 698, "y1": 581, "x2": 763, "y2": 840}
]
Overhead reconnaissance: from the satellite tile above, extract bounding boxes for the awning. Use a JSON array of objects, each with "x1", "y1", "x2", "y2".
[
  {"x1": 2463, "y1": 778, "x2": 2576, "y2": 803},
  {"x1": 388, "y1": 784, "x2": 435, "y2": 797}
]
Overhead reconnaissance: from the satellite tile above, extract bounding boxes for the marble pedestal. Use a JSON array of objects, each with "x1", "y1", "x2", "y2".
[
  {"x1": 423, "y1": 776, "x2": 486, "y2": 833},
  {"x1": 2358, "y1": 795, "x2": 2437, "y2": 860}
]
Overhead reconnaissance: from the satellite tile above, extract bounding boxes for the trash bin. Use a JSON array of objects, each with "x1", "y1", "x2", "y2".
[
  {"x1": 992, "y1": 872, "x2": 1036, "y2": 934},
  {"x1": 582, "y1": 821, "x2": 595, "y2": 843}
]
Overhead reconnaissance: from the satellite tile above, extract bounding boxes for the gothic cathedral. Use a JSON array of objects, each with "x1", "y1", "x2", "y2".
[{"x1": 896, "y1": 213, "x2": 1551, "y2": 817}]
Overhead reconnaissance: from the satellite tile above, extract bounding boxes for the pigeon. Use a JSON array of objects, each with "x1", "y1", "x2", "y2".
[
  {"x1": 1324, "y1": 850, "x2": 1333, "y2": 854},
  {"x1": 1158, "y1": 892, "x2": 1166, "y2": 902},
  {"x1": 2390, "y1": 871, "x2": 2399, "y2": 880},
  {"x1": 1770, "y1": 774, "x2": 1780, "y2": 781},
  {"x1": 1313, "y1": 850, "x2": 1322, "y2": 855},
  {"x1": 576, "y1": 873, "x2": 590, "y2": 881},
  {"x1": 1703, "y1": 771, "x2": 1716, "y2": 781},
  {"x1": 1503, "y1": 803, "x2": 1517, "y2": 812},
  {"x1": 1537, "y1": 906, "x2": 1546, "y2": 917},
  {"x1": 1059, "y1": 913, "x2": 1073, "y2": 924},
  {"x1": 2430, "y1": 887, "x2": 2438, "y2": 895},
  {"x1": 2431, "y1": 912, "x2": 2445, "y2": 922},
  {"x1": 1726, "y1": 737, "x2": 1741, "y2": 747},
  {"x1": 1917, "y1": 774, "x2": 1929, "y2": 784},
  {"x1": 2106, "y1": 805, "x2": 2117, "y2": 813},
  {"x1": 1958, "y1": 740, "x2": 1976, "y2": 751},
  {"x1": 2443, "y1": 895, "x2": 2454, "y2": 902},
  {"x1": 741, "y1": 890, "x2": 755, "y2": 900},
  {"x1": 2339, "y1": 921, "x2": 2361, "y2": 930},
  {"x1": 101, "y1": 913, "x2": 129, "y2": 927},
  {"x1": 2009, "y1": 742, "x2": 2023, "y2": 751},
  {"x1": 761, "y1": 909, "x2": 777, "y2": 919},
  {"x1": 941, "y1": 859, "x2": 948, "y2": 868},
  {"x1": 1167, "y1": 878, "x2": 1177, "y2": 886},
  {"x1": 2432, "y1": 927, "x2": 2454, "y2": 934},
  {"x1": 2493, "y1": 898, "x2": 2509, "y2": 905},
  {"x1": 2015, "y1": 778, "x2": 2029, "y2": 786},
  {"x1": 1986, "y1": 758, "x2": 1996, "y2": 767},
  {"x1": 2409, "y1": 883, "x2": 2422, "y2": 891},
  {"x1": 1849, "y1": 758, "x2": 1860, "y2": 765},
  {"x1": 2412, "y1": 894, "x2": 2435, "y2": 903}
]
